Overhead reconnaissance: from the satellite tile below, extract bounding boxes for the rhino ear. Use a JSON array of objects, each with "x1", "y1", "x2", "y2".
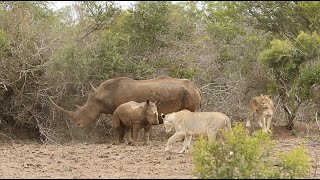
[
  {"x1": 155, "y1": 100, "x2": 161, "y2": 105},
  {"x1": 161, "y1": 113, "x2": 165, "y2": 119}
]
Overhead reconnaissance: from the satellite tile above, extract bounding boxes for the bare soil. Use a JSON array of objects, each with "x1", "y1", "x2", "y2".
[{"x1": 0, "y1": 123, "x2": 319, "y2": 179}]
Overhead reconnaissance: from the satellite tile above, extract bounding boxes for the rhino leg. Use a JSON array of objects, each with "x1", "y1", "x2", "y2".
[
  {"x1": 124, "y1": 128, "x2": 133, "y2": 144},
  {"x1": 131, "y1": 123, "x2": 141, "y2": 146},
  {"x1": 118, "y1": 125, "x2": 125, "y2": 143},
  {"x1": 143, "y1": 125, "x2": 151, "y2": 145},
  {"x1": 112, "y1": 113, "x2": 121, "y2": 145},
  {"x1": 112, "y1": 127, "x2": 120, "y2": 145}
]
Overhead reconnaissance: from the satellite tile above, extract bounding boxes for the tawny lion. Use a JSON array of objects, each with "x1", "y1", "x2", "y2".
[
  {"x1": 246, "y1": 94, "x2": 275, "y2": 133},
  {"x1": 161, "y1": 110, "x2": 232, "y2": 153}
]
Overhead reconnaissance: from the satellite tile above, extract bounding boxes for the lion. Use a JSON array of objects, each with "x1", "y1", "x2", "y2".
[
  {"x1": 161, "y1": 109, "x2": 232, "y2": 154},
  {"x1": 246, "y1": 94, "x2": 275, "y2": 133}
]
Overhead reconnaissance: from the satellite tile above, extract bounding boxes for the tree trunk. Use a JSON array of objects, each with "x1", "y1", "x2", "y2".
[
  {"x1": 286, "y1": 115, "x2": 295, "y2": 131},
  {"x1": 282, "y1": 104, "x2": 295, "y2": 131}
]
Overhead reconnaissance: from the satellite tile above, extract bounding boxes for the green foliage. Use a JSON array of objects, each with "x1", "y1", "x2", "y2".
[
  {"x1": 238, "y1": 2, "x2": 310, "y2": 39},
  {"x1": 169, "y1": 65, "x2": 201, "y2": 80},
  {"x1": 48, "y1": 41, "x2": 98, "y2": 83},
  {"x1": 207, "y1": 22, "x2": 244, "y2": 44},
  {"x1": 276, "y1": 146, "x2": 311, "y2": 179},
  {"x1": 99, "y1": 17, "x2": 156, "y2": 79},
  {"x1": 266, "y1": 81, "x2": 279, "y2": 95},
  {"x1": 295, "y1": 31, "x2": 320, "y2": 59},
  {"x1": 167, "y1": 2, "x2": 197, "y2": 41},
  {"x1": 259, "y1": 31, "x2": 320, "y2": 101},
  {"x1": 258, "y1": 31, "x2": 320, "y2": 128},
  {"x1": 298, "y1": 63, "x2": 320, "y2": 99},
  {"x1": 193, "y1": 123, "x2": 311, "y2": 179},
  {"x1": 202, "y1": 1, "x2": 245, "y2": 43},
  {"x1": 78, "y1": 1, "x2": 120, "y2": 31},
  {"x1": 260, "y1": 39, "x2": 295, "y2": 69},
  {"x1": 193, "y1": 124, "x2": 274, "y2": 179},
  {"x1": 124, "y1": 1, "x2": 170, "y2": 51},
  {"x1": 297, "y1": 1, "x2": 320, "y2": 32}
]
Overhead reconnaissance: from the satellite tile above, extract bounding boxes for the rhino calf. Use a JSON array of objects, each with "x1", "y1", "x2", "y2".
[
  {"x1": 161, "y1": 110, "x2": 232, "y2": 153},
  {"x1": 112, "y1": 99, "x2": 159, "y2": 146}
]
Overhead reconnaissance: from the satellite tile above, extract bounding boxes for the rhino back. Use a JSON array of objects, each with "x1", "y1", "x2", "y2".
[
  {"x1": 96, "y1": 77, "x2": 201, "y2": 116},
  {"x1": 114, "y1": 101, "x2": 147, "y2": 126}
]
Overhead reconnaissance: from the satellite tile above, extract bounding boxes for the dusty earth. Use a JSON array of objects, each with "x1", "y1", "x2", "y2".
[{"x1": 0, "y1": 123, "x2": 319, "y2": 179}]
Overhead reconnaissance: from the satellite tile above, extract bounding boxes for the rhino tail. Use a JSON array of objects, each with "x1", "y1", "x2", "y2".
[{"x1": 112, "y1": 112, "x2": 121, "y2": 128}]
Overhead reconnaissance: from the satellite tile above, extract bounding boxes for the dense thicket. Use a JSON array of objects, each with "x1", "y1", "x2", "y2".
[{"x1": 0, "y1": 1, "x2": 319, "y2": 143}]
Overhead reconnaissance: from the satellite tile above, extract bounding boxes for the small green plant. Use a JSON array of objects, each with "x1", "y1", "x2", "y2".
[
  {"x1": 276, "y1": 146, "x2": 311, "y2": 179},
  {"x1": 193, "y1": 123, "x2": 311, "y2": 179}
]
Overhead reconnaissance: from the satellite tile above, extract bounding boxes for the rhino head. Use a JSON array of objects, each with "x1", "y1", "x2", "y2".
[
  {"x1": 145, "y1": 99, "x2": 159, "y2": 125},
  {"x1": 48, "y1": 83, "x2": 105, "y2": 128}
]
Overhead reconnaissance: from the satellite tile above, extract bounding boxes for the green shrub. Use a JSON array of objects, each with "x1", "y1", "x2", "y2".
[
  {"x1": 193, "y1": 123, "x2": 311, "y2": 179},
  {"x1": 276, "y1": 146, "x2": 311, "y2": 179},
  {"x1": 169, "y1": 66, "x2": 201, "y2": 79}
]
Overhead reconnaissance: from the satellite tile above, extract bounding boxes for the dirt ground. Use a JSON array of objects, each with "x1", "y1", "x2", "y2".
[{"x1": 0, "y1": 123, "x2": 319, "y2": 179}]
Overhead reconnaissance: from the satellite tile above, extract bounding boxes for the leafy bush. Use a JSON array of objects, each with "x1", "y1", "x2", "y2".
[
  {"x1": 276, "y1": 146, "x2": 311, "y2": 179},
  {"x1": 193, "y1": 123, "x2": 311, "y2": 179},
  {"x1": 258, "y1": 31, "x2": 320, "y2": 129},
  {"x1": 169, "y1": 66, "x2": 201, "y2": 79}
]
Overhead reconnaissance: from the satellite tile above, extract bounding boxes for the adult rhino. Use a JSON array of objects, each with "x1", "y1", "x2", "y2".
[{"x1": 48, "y1": 76, "x2": 202, "y2": 127}]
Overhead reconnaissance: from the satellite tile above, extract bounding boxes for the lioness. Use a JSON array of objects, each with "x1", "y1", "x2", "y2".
[
  {"x1": 246, "y1": 94, "x2": 275, "y2": 133},
  {"x1": 161, "y1": 110, "x2": 232, "y2": 154}
]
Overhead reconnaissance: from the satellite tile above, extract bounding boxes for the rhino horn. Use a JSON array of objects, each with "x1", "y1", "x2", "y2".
[
  {"x1": 90, "y1": 83, "x2": 97, "y2": 92},
  {"x1": 48, "y1": 96, "x2": 75, "y2": 118}
]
